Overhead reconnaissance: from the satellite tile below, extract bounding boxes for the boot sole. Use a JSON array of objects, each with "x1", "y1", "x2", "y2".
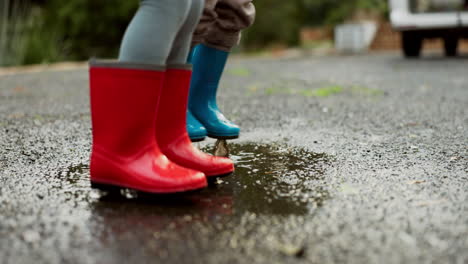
[
  {"x1": 207, "y1": 134, "x2": 239, "y2": 140},
  {"x1": 91, "y1": 181, "x2": 205, "y2": 196},
  {"x1": 190, "y1": 137, "x2": 206, "y2": 142}
]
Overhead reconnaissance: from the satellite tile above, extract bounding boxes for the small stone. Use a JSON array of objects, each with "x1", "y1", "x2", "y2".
[
  {"x1": 214, "y1": 140, "x2": 230, "y2": 157},
  {"x1": 407, "y1": 180, "x2": 425, "y2": 185},
  {"x1": 89, "y1": 190, "x2": 101, "y2": 199},
  {"x1": 121, "y1": 189, "x2": 138, "y2": 199},
  {"x1": 277, "y1": 243, "x2": 306, "y2": 258},
  {"x1": 216, "y1": 178, "x2": 224, "y2": 185},
  {"x1": 22, "y1": 230, "x2": 40, "y2": 243}
]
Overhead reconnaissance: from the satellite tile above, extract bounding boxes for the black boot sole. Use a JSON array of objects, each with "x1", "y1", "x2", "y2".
[
  {"x1": 190, "y1": 137, "x2": 206, "y2": 142},
  {"x1": 90, "y1": 182, "x2": 205, "y2": 196},
  {"x1": 207, "y1": 134, "x2": 239, "y2": 140}
]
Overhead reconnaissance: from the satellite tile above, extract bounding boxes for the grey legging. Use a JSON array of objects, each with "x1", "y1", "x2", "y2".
[{"x1": 119, "y1": 0, "x2": 204, "y2": 65}]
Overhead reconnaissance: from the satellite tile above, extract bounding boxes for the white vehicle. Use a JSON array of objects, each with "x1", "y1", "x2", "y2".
[{"x1": 389, "y1": 0, "x2": 468, "y2": 57}]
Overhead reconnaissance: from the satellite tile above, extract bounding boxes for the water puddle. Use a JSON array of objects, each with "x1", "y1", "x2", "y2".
[
  {"x1": 89, "y1": 143, "x2": 330, "y2": 217},
  {"x1": 203, "y1": 143, "x2": 330, "y2": 215},
  {"x1": 47, "y1": 143, "x2": 332, "y2": 256}
]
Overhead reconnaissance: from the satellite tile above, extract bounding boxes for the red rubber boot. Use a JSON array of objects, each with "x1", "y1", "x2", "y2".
[
  {"x1": 156, "y1": 65, "x2": 234, "y2": 178},
  {"x1": 89, "y1": 61, "x2": 207, "y2": 194}
]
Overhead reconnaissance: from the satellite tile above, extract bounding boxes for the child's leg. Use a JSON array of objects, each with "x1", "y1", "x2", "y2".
[
  {"x1": 187, "y1": 0, "x2": 255, "y2": 140},
  {"x1": 155, "y1": 0, "x2": 235, "y2": 178},
  {"x1": 164, "y1": 0, "x2": 210, "y2": 142},
  {"x1": 196, "y1": 0, "x2": 255, "y2": 52},
  {"x1": 89, "y1": 0, "x2": 209, "y2": 194},
  {"x1": 167, "y1": 0, "x2": 205, "y2": 65},
  {"x1": 191, "y1": 0, "x2": 218, "y2": 49},
  {"x1": 118, "y1": 0, "x2": 192, "y2": 64}
]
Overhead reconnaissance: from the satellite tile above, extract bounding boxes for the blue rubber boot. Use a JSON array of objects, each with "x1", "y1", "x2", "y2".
[
  {"x1": 186, "y1": 48, "x2": 208, "y2": 142},
  {"x1": 188, "y1": 44, "x2": 240, "y2": 139},
  {"x1": 187, "y1": 111, "x2": 207, "y2": 142}
]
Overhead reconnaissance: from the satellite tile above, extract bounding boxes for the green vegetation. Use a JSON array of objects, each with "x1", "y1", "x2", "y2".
[
  {"x1": 350, "y1": 86, "x2": 384, "y2": 96},
  {"x1": 1, "y1": 0, "x2": 387, "y2": 66},
  {"x1": 0, "y1": 0, "x2": 30, "y2": 65},
  {"x1": 242, "y1": 0, "x2": 388, "y2": 50},
  {"x1": 265, "y1": 85, "x2": 294, "y2": 96},
  {"x1": 301, "y1": 85, "x2": 344, "y2": 97},
  {"x1": 228, "y1": 67, "x2": 251, "y2": 77},
  {"x1": 255, "y1": 82, "x2": 383, "y2": 98},
  {"x1": 1, "y1": 0, "x2": 138, "y2": 66},
  {"x1": 261, "y1": 84, "x2": 344, "y2": 97}
]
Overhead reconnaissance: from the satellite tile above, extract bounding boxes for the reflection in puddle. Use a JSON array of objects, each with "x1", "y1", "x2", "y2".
[
  {"x1": 56, "y1": 143, "x2": 331, "y2": 260},
  {"x1": 89, "y1": 143, "x2": 330, "y2": 216},
  {"x1": 206, "y1": 143, "x2": 330, "y2": 216}
]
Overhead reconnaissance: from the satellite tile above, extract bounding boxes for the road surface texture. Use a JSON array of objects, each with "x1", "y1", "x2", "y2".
[{"x1": 1, "y1": 53, "x2": 467, "y2": 264}]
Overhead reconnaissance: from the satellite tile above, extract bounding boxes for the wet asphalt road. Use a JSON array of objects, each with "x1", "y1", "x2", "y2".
[{"x1": 0, "y1": 52, "x2": 467, "y2": 264}]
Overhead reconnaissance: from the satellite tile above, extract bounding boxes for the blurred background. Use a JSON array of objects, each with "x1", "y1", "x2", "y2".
[{"x1": 0, "y1": 0, "x2": 467, "y2": 66}]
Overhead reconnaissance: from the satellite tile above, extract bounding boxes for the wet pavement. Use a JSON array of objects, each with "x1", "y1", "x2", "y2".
[{"x1": 0, "y1": 52, "x2": 467, "y2": 263}]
